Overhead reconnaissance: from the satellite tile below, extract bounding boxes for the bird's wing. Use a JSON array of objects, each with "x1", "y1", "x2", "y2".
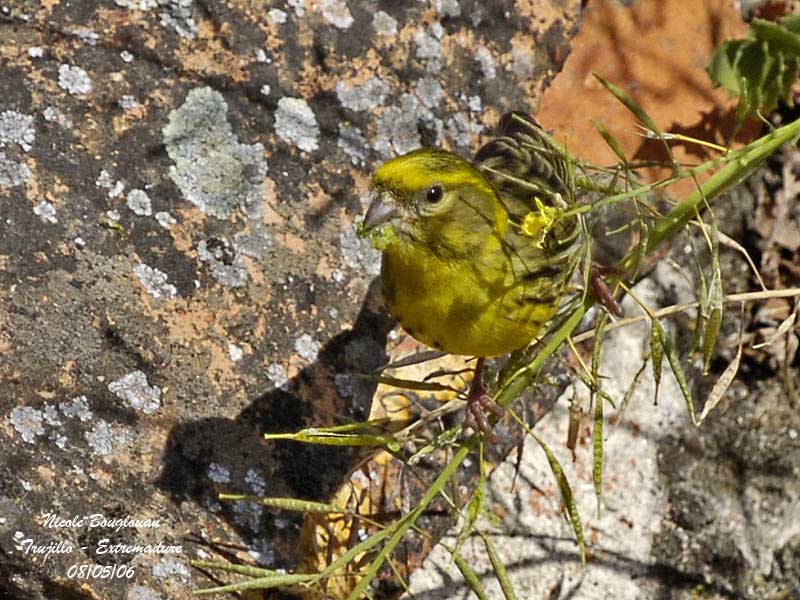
[
  {"x1": 474, "y1": 112, "x2": 581, "y2": 283},
  {"x1": 474, "y1": 111, "x2": 571, "y2": 214}
]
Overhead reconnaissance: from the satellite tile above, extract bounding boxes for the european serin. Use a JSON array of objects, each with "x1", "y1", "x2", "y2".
[{"x1": 361, "y1": 112, "x2": 584, "y2": 437}]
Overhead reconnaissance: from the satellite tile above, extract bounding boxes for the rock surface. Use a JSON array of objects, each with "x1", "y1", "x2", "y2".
[{"x1": 0, "y1": 1, "x2": 581, "y2": 598}]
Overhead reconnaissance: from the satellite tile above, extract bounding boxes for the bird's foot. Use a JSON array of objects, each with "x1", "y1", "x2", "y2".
[{"x1": 464, "y1": 386, "x2": 503, "y2": 443}]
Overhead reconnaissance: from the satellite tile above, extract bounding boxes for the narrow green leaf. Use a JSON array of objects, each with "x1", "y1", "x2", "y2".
[
  {"x1": 590, "y1": 314, "x2": 607, "y2": 518},
  {"x1": 454, "y1": 553, "x2": 490, "y2": 600},
  {"x1": 371, "y1": 374, "x2": 461, "y2": 393},
  {"x1": 218, "y1": 494, "x2": 346, "y2": 515},
  {"x1": 660, "y1": 326, "x2": 697, "y2": 425},
  {"x1": 691, "y1": 248, "x2": 710, "y2": 353},
  {"x1": 650, "y1": 320, "x2": 664, "y2": 405},
  {"x1": 194, "y1": 573, "x2": 313, "y2": 595},
  {"x1": 264, "y1": 429, "x2": 399, "y2": 449},
  {"x1": 593, "y1": 73, "x2": 660, "y2": 134},
  {"x1": 344, "y1": 438, "x2": 478, "y2": 600},
  {"x1": 592, "y1": 383, "x2": 604, "y2": 519},
  {"x1": 481, "y1": 533, "x2": 519, "y2": 600},
  {"x1": 708, "y1": 39, "x2": 749, "y2": 95},
  {"x1": 592, "y1": 119, "x2": 628, "y2": 164},
  {"x1": 191, "y1": 560, "x2": 279, "y2": 578},
  {"x1": 465, "y1": 477, "x2": 486, "y2": 535},
  {"x1": 529, "y1": 432, "x2": 586, "y2": 564},
  {"x1": 781, "y1": 14, "x2": 800, "y2": 35},
  {"x1": 750, "y1": 17, "x2": 800, "y2": 55}
]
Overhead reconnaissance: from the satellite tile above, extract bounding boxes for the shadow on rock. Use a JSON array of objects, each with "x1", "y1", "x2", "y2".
[{"x1": 156, "y1": 279, "x2": 395, "y2": 566}]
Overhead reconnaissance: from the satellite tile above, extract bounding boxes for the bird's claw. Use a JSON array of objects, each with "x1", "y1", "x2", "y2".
[{"x1": 465, "y1": 391, "x2": 502, "y2": 443}]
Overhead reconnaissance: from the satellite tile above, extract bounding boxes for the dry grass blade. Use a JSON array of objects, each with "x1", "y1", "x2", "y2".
[
  {"x1": 718, "y1": 230, "x2": 767, "y2": 291},
  {"x1": 698, "y1": 305, "x2": 745, "y2": 425},
  {"x1": 753, "y1": 311, "x2": 797, "y2": 349},
  {"x1": 703, "y1": 222, "x2": 724, "y2": 375}
]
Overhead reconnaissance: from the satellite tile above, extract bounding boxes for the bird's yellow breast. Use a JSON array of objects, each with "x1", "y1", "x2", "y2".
[{"x1": 380, "y1": 241, "x2": 555, "y2": 357}]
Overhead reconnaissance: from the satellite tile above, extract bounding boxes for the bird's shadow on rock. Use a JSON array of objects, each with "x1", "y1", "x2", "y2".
[{"x1": 156, "y1": 279, "x2": 395, "y2": 568}]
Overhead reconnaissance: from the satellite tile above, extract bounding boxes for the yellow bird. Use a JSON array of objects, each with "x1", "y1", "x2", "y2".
[{"x1": 361, "y1": 112, "x2": 583, "y2": 436}]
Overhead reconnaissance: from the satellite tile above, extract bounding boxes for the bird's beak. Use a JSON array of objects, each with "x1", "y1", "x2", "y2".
[{"x1": 362, "y1": 191, "x2": 400, "y2": 231}]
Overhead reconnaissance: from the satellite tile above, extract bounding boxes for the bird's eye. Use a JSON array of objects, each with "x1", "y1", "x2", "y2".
[{"x1": 426, "y1": 185, "x2": 444, "y2": 203}]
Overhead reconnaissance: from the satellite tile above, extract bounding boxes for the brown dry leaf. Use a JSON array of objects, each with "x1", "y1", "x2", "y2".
[
  {"x1": 754, "y1": 148, "x2": 800, "y2": 253},
  {"x1": 538, "y1": 0, "x2": 760, "y2": 196}
]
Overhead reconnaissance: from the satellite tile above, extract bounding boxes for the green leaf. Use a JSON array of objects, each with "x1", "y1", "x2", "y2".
[
  {"x1": 708, "y1": 18, "x2": 800, "y2": 118},
  {"x1": 592, "y1": 382, "x2": 604, "y2": 519},
  {"x1": 650, "y1": 319, "x2": 664, "y2": 405},
  {"x1": 592, "y1": 119, "x2": 628, "y2": 164},
  {"x1": 708, "y1": 39, "x2": 749, "y2": 95},
  {"x1": 481, "y1": 533, "x2": 519, "y2": 600},
  {"x1": 454, "y1": 553, "x2": 490, "y2": 600},
  {"x1": 529, "y1": 431, "x2": 586, "y2": 564},
  {"x1": 660, "y1": 325, "x2": 697, "y2": 425}
]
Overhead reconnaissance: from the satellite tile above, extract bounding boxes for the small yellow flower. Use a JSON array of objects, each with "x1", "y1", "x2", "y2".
[{"x1": 521, "y1": 197, "x2": 558, "y2": 249}]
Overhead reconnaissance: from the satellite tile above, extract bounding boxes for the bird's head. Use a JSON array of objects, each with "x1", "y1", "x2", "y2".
[{"x1": 360, "y1": 148, "x2": 505, "y2": 259}]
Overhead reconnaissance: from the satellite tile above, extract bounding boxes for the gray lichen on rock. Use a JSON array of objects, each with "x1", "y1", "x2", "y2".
[
  {"x1": 134, "y1": 263, "x2": 178, "y2": 299},
  {"x1": 0, "y1": 152, "x2": 31, "y2": 187},
  {"x1": 321, "y1": 0, "x2": 354, "y2": 29},
  {"x1": 33, "y1": 200, "x2": 57, "y2": 223},
  {"x1": 152, "y1": 556, "x2": 191, "y2": 580},
  {"x1": 163, "y1": 87, "x2": 267, "y2": 220},
  {"x1": 338, "y1": 122, "x2": 369, "y2": 166},
  {"x1": 474, "y1": 46, "x2": 498, "y2": 79},
  {"x1": 335, "y1": 77, "x2": 389, "y2": 112},
  {"x1": 372, "y1": 10, "x2": 398, "y2": 36},
  {"x1": 10, "y1": 406, "x2": 45, "y2": 444},
  {"x1": 268, "y1": 8, "x2": 287, "y2": 24},
  {"x1": 287, "y1": 0, "x2": 305, "y2": 17},
  {"x1": 108, "y1": 370, "x2": 161, "y2": 415},
  {"x1": 266, "y1": 363, "x2": 289, "y2": 390},
  {"x1": 155, "y1": 210, "x2": 176, "y2": 228},
  {"x1": 115, "y1": 0, "x2": 197, "y2": 39},
  {"x1": 274, "y1": 97, "x2": 320, "y2": 153},
  {"x1": 372, "y1": 93, "x2": 437, "y2": 157},
  {"x1": 126, "y1": 188, "x2": 153, "y2": 216},
  {"x1": 294, "y1": 333, "x2": 320, "y2": 363},
  {"x1": 435, "y1": 0, "x2": 462, "y2": 18},
  {"x1": 85, "y1": 419, "x2": 116, "y2": 456},
  {"x1": 197, "y1": 238, "x2": 249, "y2": 287},
  {"x1": 339, "y1": 224, "x2": 381, "y2": 276},
  {"x1": 60, "y1": 395, "x2": 92, "y2": 421},
  {"x1": 0, "y1": 110, "x2": 35, "y2": 151},
  {"x1": 207, "y1": 462, "x2": 231, "y2": 483},
  {"x1": 57, "y1": 64, "x2": 92, "y2": 95}
]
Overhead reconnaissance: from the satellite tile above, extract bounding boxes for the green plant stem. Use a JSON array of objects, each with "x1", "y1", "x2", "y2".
[
  {"x1": 642, "y1": 117, "x2": 800, "y2": 257},
  {"x1": 498, "y1": 116, "x2": 800, "y2": 409},
  {"x1": 345, "y1": 435, "x2": 479, "y2": 600}
]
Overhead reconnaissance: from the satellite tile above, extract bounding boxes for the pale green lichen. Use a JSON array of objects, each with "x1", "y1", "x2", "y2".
[{"x1": 163, "y1": 87, "x2": 267, "y2": 220}]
